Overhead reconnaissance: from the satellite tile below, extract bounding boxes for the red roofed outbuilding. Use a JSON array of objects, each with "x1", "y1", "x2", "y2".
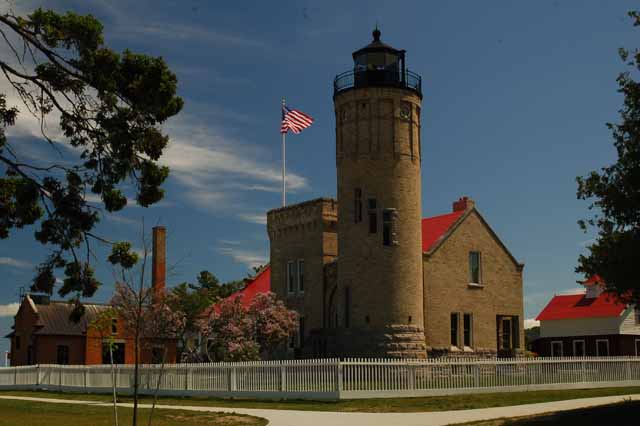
[{"x1": 533, "y1": 277, "x2": 640, "y2": 357}]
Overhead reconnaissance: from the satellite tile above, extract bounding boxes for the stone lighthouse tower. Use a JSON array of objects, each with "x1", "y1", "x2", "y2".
[{"x1": 333, "y1": 29, "x2": 426, "y2": 358}]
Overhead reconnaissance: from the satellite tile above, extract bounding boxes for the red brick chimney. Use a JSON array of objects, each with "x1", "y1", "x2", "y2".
[
  {"x1": 152, "y1": 226, "x2": 166, "y2": 300},
  {"x1": 453, "y1": 196, "x2": 475, "y2": 212}
]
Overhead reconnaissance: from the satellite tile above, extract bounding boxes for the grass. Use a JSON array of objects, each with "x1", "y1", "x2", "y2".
[
  {"x1": 0, "y1": 399, "x2": 267, "y2": 426},
  {"x1": 2, "y1": 386, "x2": 640, "y2": 413},
  {"x1": 459, "y1": 399, "x2": 640, "y2": 425}
]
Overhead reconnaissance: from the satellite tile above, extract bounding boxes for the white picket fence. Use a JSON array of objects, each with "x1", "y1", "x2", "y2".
[{"x1": 1, "y1": 357, "x2": 639, "y2": 400}]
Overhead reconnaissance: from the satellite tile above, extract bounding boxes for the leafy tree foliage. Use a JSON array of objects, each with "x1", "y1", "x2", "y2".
[
  {"x1": 0, "y1": 9, "x2": 183, "y2": 306},
  {"x1": 576, "y1": 11, "x2": 640, "y2": 303},
  {"x1": 200, "y1": 292, "x2": 297, "y2": 362},
  {"x1": 188, "y1": 270, "x2": 246, "y2": 302}
]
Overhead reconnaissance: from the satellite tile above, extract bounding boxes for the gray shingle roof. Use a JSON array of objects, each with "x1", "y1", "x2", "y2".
[{"x1": 33, "y1": 300, "x2": 110, "y2": 336}]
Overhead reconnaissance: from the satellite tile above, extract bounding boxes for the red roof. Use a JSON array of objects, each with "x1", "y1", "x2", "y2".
[
  {"x1": 421, "y1": 211, "x2": 465, "y2": 252},
  {"x1": 536, "y1": 292, "x2": 626, "y2": 321},
  {"x1": 228, "y1": 266, "x2": 271, "y2": 308}
]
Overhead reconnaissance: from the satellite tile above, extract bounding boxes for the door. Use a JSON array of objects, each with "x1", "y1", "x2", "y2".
[
  {"x1": 501, "y1": 318, "x2": 512, "y2": 350},
  {"x1": 573, "y1": 340, "x2": 585, "y2": 357}
]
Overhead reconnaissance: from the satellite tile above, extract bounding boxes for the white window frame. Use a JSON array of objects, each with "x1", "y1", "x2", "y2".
[
  {"x1": 286, "y1": 261, "x2": 296, "y2": 295},
  {"x1": 297, "y1": 259, "x2": 305, "y2": 294},
  {"x1": 551, "y1": 341, "x2": 563, "y2": 357},
  {"x1": 596, "y1": 339, "x2": 610, "y2": 356},
  {"x1": 573, "y1": 339, "x2": 586, "y2": 357}
]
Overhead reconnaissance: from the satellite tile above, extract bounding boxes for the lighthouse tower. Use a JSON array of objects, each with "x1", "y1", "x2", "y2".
[{"x1": 333, "y1": 29, "x2": 426, "y2": 357}]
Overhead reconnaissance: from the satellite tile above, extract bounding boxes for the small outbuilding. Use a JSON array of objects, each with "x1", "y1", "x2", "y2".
[{"x1": 533, "y1": 276, "x2": 640, "y2": 357}]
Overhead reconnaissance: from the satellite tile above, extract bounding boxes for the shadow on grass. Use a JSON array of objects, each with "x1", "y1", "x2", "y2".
[{"x1": 473, "y1": 400, "x2": 639, "y2": 426}]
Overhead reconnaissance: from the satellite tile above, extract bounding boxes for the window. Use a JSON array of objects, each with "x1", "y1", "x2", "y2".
[
  {"x1": 299, "y1": 316, "x2": 305, "y2": 347},
  {"x1": 469, "y1": 251, "x2": 481, "y2": 284},
  {"x1": 368, "y1": 199, "x2": 377, "y2": 234},
  {"x1": 287, "y1": 261, "x2": 297, "y2": 294},
  {"x1": 111, "y1": 319, "x2": 118, "y2": 334},
  {"x1": 354, "y1": 188, "x2": 362, "y2": 223},
  {"x1": 463, "y1": 313, "x2": 473, "y2": 347},
  {"x1": 596, "y1": 339, "x2": 609, "y2": 356},
  {"x1": 382, "y1": 208, "x2": 397, "y2": 246},
  {"x1": 14, "y1": 336, "x2": 20, "y2": 350},
  {"x1": 573, "y1": 340, "x2": 586, "y2": 357},
  {"x1": 635, "y1": 339, "x2": 640, "y2": 356},
  {"x1": 450, "y1": 313, "x2": 460, "y2": 347},
  {"x1": 151, "y1": 346, "x2": 164, "y2": 364},
  {"x1": 56, "y1": 345, "x2": 69, "y2": 365},
  {"x1": 344, "y1": 287, "x2": 351, "y2": 328},
  {"x1": 551, "y1": 341, "x2": 563, "y2": 357},
  {"x1": 102, "y1": 342, "x2": 125, "y2": 364},
  {"x1": 297, "y1": 260, "x2": 305, "y2": 293}
]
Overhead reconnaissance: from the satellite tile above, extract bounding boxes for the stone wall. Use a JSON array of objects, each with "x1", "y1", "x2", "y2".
[
  {"x1": 333, "y1": 86, "x2": 426, "y2": 358},
  {"x1": 267, "y1": 198, "x2": 338, "y2": 352},
  {"x1": 423, "y1": 207, "x2": 525, "y2": 357}
]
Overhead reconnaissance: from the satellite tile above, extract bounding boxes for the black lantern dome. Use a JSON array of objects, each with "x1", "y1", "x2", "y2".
[{"x1": 334, "y1": 28, "x2": 421, "y2": 97}]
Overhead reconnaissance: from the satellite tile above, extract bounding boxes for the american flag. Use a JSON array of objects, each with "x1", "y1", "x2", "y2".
[{"x1": 281, "y1": 105, "x2": 314, "y2": 134}]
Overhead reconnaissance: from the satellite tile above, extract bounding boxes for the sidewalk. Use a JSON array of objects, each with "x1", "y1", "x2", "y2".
[{"x1": 1, "y1": 393, "x2": 639, "y2": 426}]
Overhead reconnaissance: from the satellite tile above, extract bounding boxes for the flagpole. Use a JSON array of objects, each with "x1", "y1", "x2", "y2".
[{"x1": 281, "y1": 98, "x2": 286, "y2": 207}]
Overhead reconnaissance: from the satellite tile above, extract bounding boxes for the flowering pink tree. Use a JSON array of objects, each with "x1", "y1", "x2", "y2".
[{"x1": 200, "y1": 292, "x2": 297, "y2": 362}]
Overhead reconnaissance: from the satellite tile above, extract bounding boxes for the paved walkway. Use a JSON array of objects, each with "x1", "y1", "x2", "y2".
[{"x1": 1, "y1": 393, "x2": 639, "y2": 426}]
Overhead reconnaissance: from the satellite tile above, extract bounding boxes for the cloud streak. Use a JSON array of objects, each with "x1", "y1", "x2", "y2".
[
  {"x1": 161, "y1": 112, "x2": 308, "y2": 215},
  {"x1": 0, "y1": 303, "x2": 19, "y2": 317},
  {"x1": 0, "y1": 257, "x2": 33, "y2": 269}
]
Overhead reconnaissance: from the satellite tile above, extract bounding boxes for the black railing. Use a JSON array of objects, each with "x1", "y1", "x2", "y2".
[{"x1": 334, "y1": 69, "x2": 422, "y2": 96}]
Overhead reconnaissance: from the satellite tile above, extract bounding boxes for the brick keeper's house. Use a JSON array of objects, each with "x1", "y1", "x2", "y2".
[{"x1": 6, "y1": 226, "x2": 177, "y2": 366}]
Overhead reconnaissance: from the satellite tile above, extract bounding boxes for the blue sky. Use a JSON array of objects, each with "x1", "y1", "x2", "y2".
[{"x1": 0, "y1": 0, "x2": 637, "y2": 359}]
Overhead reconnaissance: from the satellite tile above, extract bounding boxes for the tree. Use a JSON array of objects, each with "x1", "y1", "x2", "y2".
[
  {"x1": 200, "y1": 292, "x2": 297, "y2": 362},
  {"x1": 188, "y1": 270, "x2": 246, "y2": 302},
  {"x1": 576, "y1": 11, "x2": 640, "y2": 303},
  {"x1": 167, "y1": 282, "x2": 211, "y2": 361},
  {"x1": 0, "y1": 8, "x2": 183, "y2": 309},
  {"x1": 109, "y1": 232, "x2": 185, "y2": 426},
  {"x1": 90, "y1": 308, "x2": 120, "y2": 426}
]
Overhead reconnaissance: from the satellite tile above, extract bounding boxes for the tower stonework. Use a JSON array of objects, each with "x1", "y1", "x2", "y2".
[{"x1": 333, "y1": 30, "x2": 426, "y2": 358}]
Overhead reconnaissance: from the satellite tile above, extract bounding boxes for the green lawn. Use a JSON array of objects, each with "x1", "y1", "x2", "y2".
[
  {"x1": 2, "y1": 386, "x2": 640, "y2": 413},
  {"x1": 459, "y1": 400, "x2": 639, "y2": 425},
  {"x1": 0, "y1": 399, "x2": 267, "y2": 426}
]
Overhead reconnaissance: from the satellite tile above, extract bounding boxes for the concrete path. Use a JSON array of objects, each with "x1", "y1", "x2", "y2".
[{"x1": 1, "y1": 393, "x2": 639, "y2": 426}]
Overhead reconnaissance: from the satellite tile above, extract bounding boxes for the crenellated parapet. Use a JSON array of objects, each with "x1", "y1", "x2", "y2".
[{"x1": 267, "y1": 198, "x2": 338, "y2": 241}]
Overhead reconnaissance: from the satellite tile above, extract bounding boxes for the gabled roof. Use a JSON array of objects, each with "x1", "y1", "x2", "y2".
[
  {"x1": 31, "y1": 299, "x2": 109, "y2": 336},
  {"x1": 227, "y1": 265, "x2": 271, "y2": 308},
  {"x1": 421, "y1": 208, "x2": 523, "y2": 269},
  {"x1": 536, "y1": 292, "x2": 626, "y2": 321},
  {"x1": 204, "y1": 266, "x2": 272, "y2": 317},
  {"x1": 421, "y1": 211, "x2": 465, "y2": 252}
]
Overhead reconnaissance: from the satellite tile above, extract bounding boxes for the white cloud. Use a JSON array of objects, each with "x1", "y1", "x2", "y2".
[
  {"x1": 216, "y1": 245, "x2": 268, "y2": 269},
  {"x1": 0, "y1": 303, "x2": 19, "y2": 317},
  {"x1": 524, "y1": 319, "x2": 540, "y2": 329},
  {"x1": 161, "y1": 113, "x2": 309, "y2": 215},
  {"x1": 238, "y1": 213, "x2": 267, "y2": 225},
  {"x1": 0, "y1": 257, "x2": 33, "y2": 269}
]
